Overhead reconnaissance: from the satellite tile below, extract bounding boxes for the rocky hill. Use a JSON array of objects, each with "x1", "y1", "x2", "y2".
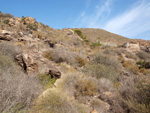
[{"x1": 0, "y1": 12, "x2": 150, "y2": 113}]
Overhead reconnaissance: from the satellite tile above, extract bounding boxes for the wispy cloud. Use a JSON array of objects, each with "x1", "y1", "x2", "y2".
[
  {"x1": 103, "y1": 0, "x2": 150, "y2": 39},
  {"x1": 75, "y1": 0, "x2": 113, "y2": 28},
  {"x1": 88, "y1": 0, "x2": 112, "y2": 27},
  {"x1": 74, "y1": 0, "x2": 150, "y2": 40}
]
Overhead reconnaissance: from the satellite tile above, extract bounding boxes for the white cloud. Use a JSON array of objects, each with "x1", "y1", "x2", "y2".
[
  {"x1": 103, "y1": 0, "x2": 150, "y2": 39},
  {"x1": 75, "y1": 0, "x2": 112, "y2": 28},
  {"x1": 88, "y1": 0, "x2": 112, "y2": 27},
  {"x1": 74, "y1": 0, "x2": 150, "y2": 40}
]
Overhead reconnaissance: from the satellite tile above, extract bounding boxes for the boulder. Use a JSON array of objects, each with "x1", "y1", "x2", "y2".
[
  {"x1": 18, "y1": 32, "x2": 23, "y2": 37},
  {"x1": 1, "y1": 30, "x2": 12, "y2": 35},
  {"x1": 122, "y1": 70, "x2": 130, "y2": 76},
  {"x1": 16, "y1": 54, "x2": 38, "y2": 74},
  {"x1": 45, "y1": 40, "x2": 56, "y2": 48},
  {"x1": 0, "y1": 35, "x2": 12, "y2": 41},
  {"x1": 145, "y1": 46, "x2": 150, "y2": 53},
  {"x1": 24, "y1": 17, "x2": 36, "y2": 24},
  {"x1": 16, "y1": 52, "x2": 61, "y2": 77},
  {"x1": 102, "y1": 92, "x2": 115, "y2": 98},
  {"x1": 49, "y1": 68, "x2": 61, "y2": 79},
  {"x1": 63, "y1": 28, "x2": 74, "y2": 35},
  {"x1": 8, "y1": 18, "x2": 15, "y2": 26},
  {"x1": 91, "y1": 109, "x2": 98, "y2": 113},
  {"x1": 0, "y1": 30, "x2": 13, "y2": 41},
  {"x1": 14, "y1": 17, "x2": 21, "y2": 25},
  {"x1": 123, "y1": 42, "x2": 140, "y2": 52}
]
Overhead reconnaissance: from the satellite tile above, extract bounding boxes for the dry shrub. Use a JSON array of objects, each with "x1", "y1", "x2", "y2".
[
  {"x1": 89, "y1": 53, "x2": 120, "y2": 81},
  {"x1": 58, "y1": 73, "x2": 78, "y2": 94},
  {"x1": 125, "y1": 52, "x2": 138, "y2": 60},
  {"x1": 139, "y1": 68, "x2": 150, "y2": 76},
  {"x1": 51, "y1": 46, "x2": 76, "y2": 65},
  {"x1": 119, "y1": 77, "x2": 137, "y2": 100},
  {"x1": 75, "y1": 56, "x2": 86, "y2": 67},
  {"x1": 120, "y1": 78, "x2": 150, "y2": 113},
  {"x1": 93, "y1": 53, "x2": 120, "y2": 69},
  {"x1": 91, "y1": 98, "x2": 110, "y2": 113},
  {"x1": 122, "y1": 61, "x2": 139, "y2": 75},
  {"x1": 115, "y1": 47, "x2": 126, "y2": 54},
  {"x1": 44, "y1": 47, "x2": 86, "y2": 67},
  {"x1": 0, "y1": 42, "x2": 22, "y2": 59},
  {"x1": 103, "y1": 48, "x2": 117, "y2": 56},
  {"x1": 58, "y1": 73, "x2": 115, "y2": 100},
  {"x1": 0, "y1": 13, "x2": 13, "y2": 18},
  {"x1": 136, "y1": 51, "x2": 150, "y2": 61},
  {"x1": 26, "y1": 23, "x2": 38, "y2": 31},
  {"x1": 43, "y1": 51, "x2": 52, "y2": 61},
  {"x1": 32, "y1": 89, "x2": 73, "y2": 113},
  {"x1": 97, "y1": 78, "x2": 115, "y2": 93},
  {"x1": 33, "y1": 89, "x2": 89, "y2": 113},
  {"x1": 57, "y1": 73, "x2": 99, "y2": 99},
  {"x1": 0, "y1": 54, "x2": 42, "y2": 113},
  {"x1": 75, "y1": 76, "x2": 97, "y2": 97},
  {"x1": 36, "y1": 31, "x2": 43, "y2": 39},
  {"x1": 103, "y1": 48, "x2": 127, "y2": 57},
  {"x1": 0, "y1": 52, "x2": 14, "y2": 69},
  {"x1": 85, "y1": 64, "x2": 119, "y2": 82}
]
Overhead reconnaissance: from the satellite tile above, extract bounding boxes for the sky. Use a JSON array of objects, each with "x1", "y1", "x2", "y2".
[{"x1": 0, "y1": 0, "x2": 150, "y2": 40}]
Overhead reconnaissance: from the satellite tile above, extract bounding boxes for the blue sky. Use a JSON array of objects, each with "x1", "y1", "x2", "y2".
[{"x1": 0, "y1": 0, "x2": 150, "y2": 40}]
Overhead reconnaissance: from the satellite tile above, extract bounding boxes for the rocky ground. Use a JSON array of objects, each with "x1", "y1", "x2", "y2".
[{"x1": 0, "y1": 12, "x2": 150, "y2": 113}]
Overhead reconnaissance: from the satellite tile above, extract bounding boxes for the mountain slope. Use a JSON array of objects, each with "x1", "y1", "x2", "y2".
[
  {"x1": 0, "y1": 12, "x2": 150, "y2": 113},
  {"x1": 74, "y1": 28, "x2": 130, "y2": 44}
]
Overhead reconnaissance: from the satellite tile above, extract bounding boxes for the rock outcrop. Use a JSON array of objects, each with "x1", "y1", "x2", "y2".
[
  {"x1": 123, "y1": 42, "x2": 140, "y2": 52},
  {"x1": 62, "y1": 28, "x2": 74, "y2": 35},
  {"x1": 16, "y1": 52, "x2": 61, "y2": 77},
  {"x1": 16, "y1": 54, "x2": 39, "y2": 74},
  {"x1": 91, "y1": 109, "x2": 98, "y2": 113},
  {"x1": 49, "y1": 68, "x2": 61, "y2": 79},
  {"x1": 24, "y1": 17, "x2": 36, "y2": 24},
  {"x1": 0, "y1": 30, "x2": 13, "y2": 41}
]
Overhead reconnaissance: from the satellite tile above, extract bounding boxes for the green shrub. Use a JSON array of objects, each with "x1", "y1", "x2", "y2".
[
  {"x1": 38, "y1": 73, "x2": 56, "y2": 89},
  {"x1": 3, "y1": 19, "x2": 9, "y2": 24},
  {"x1": 27, "y1": 23, "x2": 38, "y2": 31},
  {"x1": 83, "y1": 39, "x2": 89, "y2": 43},
  {"x1": 137, "y1": 61, "x2": 150, "y2": 69},
  {"x1": 91, "y1": 42, "x2": 102, "y2": 47},
  {"x1": 21, "y1": 16, "x2": 26, "y2": 23},
  {"x1": 73, "y1": 29, "x2": 86, "y2": 40}
]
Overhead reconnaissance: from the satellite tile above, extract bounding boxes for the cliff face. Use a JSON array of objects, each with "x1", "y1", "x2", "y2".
[{"x1": 0, "y1": 12, "x2": 150, "y2": 113}]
